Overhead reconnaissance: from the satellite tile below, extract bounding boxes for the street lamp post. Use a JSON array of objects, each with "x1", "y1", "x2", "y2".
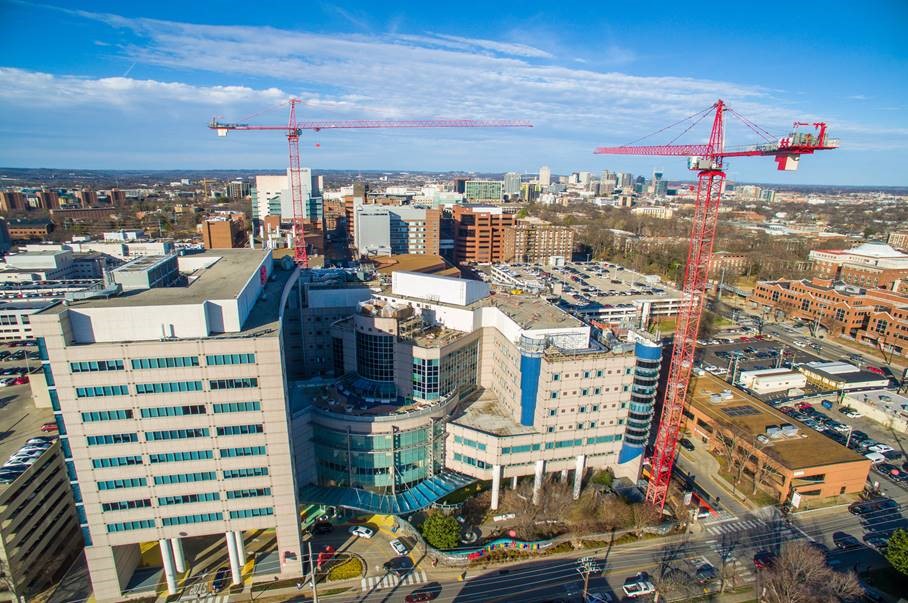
[{"x1": 576, "y1": 556, "x2": 604, "y2": 600}]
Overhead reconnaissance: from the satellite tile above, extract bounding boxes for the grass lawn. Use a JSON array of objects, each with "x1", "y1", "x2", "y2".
[{"x1": 326, "y1": 556, "x2": 364, "y2": 581}]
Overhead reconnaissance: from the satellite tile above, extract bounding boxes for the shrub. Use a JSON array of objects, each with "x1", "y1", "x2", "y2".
[
  {"x1": 326, "y1": 557, "x2": 363, "y2": 581},
  {"x1": 421, "y1": 511, "x2": 461, "y2": 550}
]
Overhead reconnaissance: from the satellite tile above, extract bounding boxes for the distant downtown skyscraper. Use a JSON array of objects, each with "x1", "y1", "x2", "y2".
[{"x1": 538, "y1": 166, "x2": 551, "y2": 187}]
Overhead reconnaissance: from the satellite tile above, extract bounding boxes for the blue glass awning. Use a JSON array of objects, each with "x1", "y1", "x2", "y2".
[{"x1": 299, "y1": 471, "x2": 475, "y2": 515}]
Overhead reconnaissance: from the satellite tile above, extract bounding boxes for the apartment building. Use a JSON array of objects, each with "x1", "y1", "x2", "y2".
[
  {"x1": 749, "y1": 277, "x2": 908, "y2": 357},
  {"x1": 29, "y1": 250, "x2": 305, "y2": 602},
  {"x1": 201, "y1": 216, "x2": 248, "y2": 249},
  {"x1": 888, "y1": 231, "x2": 908, "y2": 252},
  {"x1": 0, "y1": 192, "x2": 27, "y2": 213},
  {"x1": 451, "y1": 206, "x2": 516, "y2": 264},
  {"x1": 511, "y1": 217, "x2": 575, "y2": 263},
  {"x1": 809, "y1": 242, "x2": 908, "y2": 293},
  {"x1": 685, "y1": 374, "x2": 870, "y2": 505}
]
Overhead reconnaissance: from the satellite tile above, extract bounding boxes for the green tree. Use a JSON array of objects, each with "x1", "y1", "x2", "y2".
[
  {"x1": 886, "y1": 528, "x2": 908, "y2": 575},
  {"x1": 420, "y1": 511, "x2": 461, "y2": 550}
]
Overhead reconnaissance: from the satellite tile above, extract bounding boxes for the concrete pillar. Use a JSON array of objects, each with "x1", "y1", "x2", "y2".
[
  {"x1": 171, "y1": 537, "x2": 186, "y2": 573},
  {"x1": 533, "y1": 460, "x2": 545, "y2": 505},
  {"x1": 511, "y1": 475, "x2": 518, "y2": 489},
  {"x1": 159, "y1": 538, "x2": 177, "y2": 595},
  {"x1": 226, "y1": 532, "x2": 242, "y2": 586},
  {"x1": 234, "y1": 530, "x2": 246, "y2": 565},
  {"x1": 560, "y1": 468, "x2": 568, "y2": 481},
  {"x1": 490, "y1": 464, "x2": 502, "y2": 510},
  {"x1": 573, "y1": 455, "x2": 586, "y2": 500}
]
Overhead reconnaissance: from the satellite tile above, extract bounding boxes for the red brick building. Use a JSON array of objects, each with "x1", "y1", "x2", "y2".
[
  {"x1": 809, "y1": 242, "x2": 908, "y2": 293},
  {"x1": 451, "y1": 206, "x2": 516, "y2": 264},
  {"x1": 749, "y1": 277, "x2": 908, "y2": 357}
]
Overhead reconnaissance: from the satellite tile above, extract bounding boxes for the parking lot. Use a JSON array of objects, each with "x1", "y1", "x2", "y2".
[{"x1": 695, "y1": 337, "x2": 823, "y2": 380}]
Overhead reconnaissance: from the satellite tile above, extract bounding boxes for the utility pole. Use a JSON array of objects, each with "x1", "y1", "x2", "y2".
[
  {"x1": 576, "y1": 556, "x2": 603, "y2": 600},
  {"x1": 307, "y1": 541, "x2": 319, "y2": 603}
]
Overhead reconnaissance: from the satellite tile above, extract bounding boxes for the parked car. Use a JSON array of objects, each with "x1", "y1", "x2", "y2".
[
  {"x1": 405, "y1": 592, "x2": 438, "y2": 603},
  {"x1": 40, "y1": 422, "x2": 58, "y2": 432},
  {"x1": 864, "y1": 532, "x2": 890, "y2": 551},
  {"x1": 695, "y1": 562, "x2": 718, "y2": 584},
  {"x1": 840, "y1": 407, "x2": 862, "y2": 418},
  {"x1": 679, "y1": 438, "x2": 695, "y2": 452},
  {"x1": 310, "y1": 521, "x2": 333, "y2": 535},
  {"x1": 832, "y1": 531, "x2": 862, "y2": 550},
  {"x1": 390, "y1": 538, "x2": 409, "y2": 556},
  {"x1": 348, "y1": 526, "x2": 375, "y2": 539},
  {"x1": 869, "y1": 444, "x2": 894, "y2": 454}
]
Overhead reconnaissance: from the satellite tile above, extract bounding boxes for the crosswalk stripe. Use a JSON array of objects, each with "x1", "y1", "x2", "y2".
[{"x1": 362, "y1": 569, "x2": 428, "y2": 591}]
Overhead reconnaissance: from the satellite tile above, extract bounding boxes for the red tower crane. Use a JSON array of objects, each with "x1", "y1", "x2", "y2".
[
  {"x1": 210, "y1": 99, "x2": 532, "y2": 267},
  {"x1": 595, "y1": 99, "x2": 838, "y2": 510}
]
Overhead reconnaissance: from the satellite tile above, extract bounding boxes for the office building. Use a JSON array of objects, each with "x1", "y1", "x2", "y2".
[
  {"x1": 709, "y1": 252, "x2": 749, "y2": 276},
  {"x1": 809, "y1": 242, "x2": 908, "y2": 292},
  {"x1": 463, "y1": 180, "x2": 503, "y2": 202},
  {"x1": 630, "y1": 206, "x2": 673, "y2": 220},
  {"x1": 295, "y1": 271, "x2": 655, "y2": 515},
  {"x1": 451, "y1": 206, "x2": 516, "y2": 264},
  {"x1": 299, "y1": 279, "x2": 374, "y2": 378},
  {"x1": 109, "y1": 255, "x2": 180, "y2": 291},
  {"x1": 749, "y1": 277, "x2": 908, "y2": 358},
  {"x1": 76, "y1": 190, "x2": 99, "y2": 208},
  {"x1": 510, "y1": 217, "x2": 575, "y2": 263},
  {"x1": 759, "y1": 189, "x2": 776, "y2": 203},
  {"x1": 0, "y1": 415, "x2": 82, "y2": 601},
  {"x1": 0, "y1": 191, "x2": 27, "y2": 213},
  {"x1": 35, "y1": 190, "x2": 60, "y2": 210},
  {"x1": 252, "y1": 170, "x2": 319, "y2": 221},
  {"x1": 0, "y1": 300, "x2": 57, "y2": 340},
  {"x1": 30, "y1": 250, "x2": 305, "y2": 601},
  {"x1": 797, "y1": 361, "x2": 890, "y2": 392},
  {"x1": 6, "y1": 220, "x2": 52, "y2": 240},
  {"x1": 227, "y1": 180, "x2": 251, "y2": 199},
  {"x1": 503, "y1": 172, "x2": 521, "y2": 197},
  {"x1": 685, "y1": 374, "x2": 870, "y2": 506},
  {"x1": 538, "y1": 166, "x2": 551, "y2": 187},
  {"x1": 353, "y1": 205, "x2": 440, "y2": 257}
]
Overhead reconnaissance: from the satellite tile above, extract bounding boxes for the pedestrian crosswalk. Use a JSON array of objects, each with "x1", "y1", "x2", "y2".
[
  {"x1": 178, "y1": 594, "x2": 227, "y2": 603},
  {"x1": 361, "y1": 569, "x2": 428, "y2": 591},
  {"x1": 705, "y1": 517, "x2": 793, "y2": 536}
]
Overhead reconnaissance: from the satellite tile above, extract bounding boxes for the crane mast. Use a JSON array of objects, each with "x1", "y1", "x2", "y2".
[{"x1": 595, "y1": 100, "x2": 837, "y2": 510}]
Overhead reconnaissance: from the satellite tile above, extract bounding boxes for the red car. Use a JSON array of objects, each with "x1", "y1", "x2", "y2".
[
  {"x1": 13, "y1": 375, "x2": 28, "y2": 385},
  {"x1": 40, "y1": 422, "x2": 58, "y2": 433},
  {"x1": 753, "y1": 551, "x2": 776, "y2": 570},
  {"x1": 866, "y1": 366, "x2": 885, "y2": 376}
]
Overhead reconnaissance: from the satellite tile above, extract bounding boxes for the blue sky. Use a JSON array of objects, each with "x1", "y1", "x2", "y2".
[{"x1": 1, "y1": 1, "x2": 906, "y2": 185}]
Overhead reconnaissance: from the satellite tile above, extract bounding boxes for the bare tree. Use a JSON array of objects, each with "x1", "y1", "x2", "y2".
[{"x1": 760, "y1": 542, "x2": 863, "y2": 603}]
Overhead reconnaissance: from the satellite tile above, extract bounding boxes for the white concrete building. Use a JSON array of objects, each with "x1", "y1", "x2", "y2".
[{"x1": 738, "y1": 368, "x2": 807, "y2": 394}]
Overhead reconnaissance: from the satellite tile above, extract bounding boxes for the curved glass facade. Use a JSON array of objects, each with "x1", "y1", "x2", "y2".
[
  {"x1": 356, "y1": 331, "x2": 394, "y2": 382},
  {"x1": 313, "y1": 421, "x2": 447, "y2": 493},
  {"x1": 619, "y1": 339, "x2": 662, "y2": 463}
]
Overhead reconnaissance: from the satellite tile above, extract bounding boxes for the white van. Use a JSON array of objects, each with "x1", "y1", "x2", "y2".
[{"x1": 864, "y1": 452, "x2": 886, "y2": 464}]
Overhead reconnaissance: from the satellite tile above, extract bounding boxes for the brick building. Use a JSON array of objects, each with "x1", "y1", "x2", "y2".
[
  {"x1": 201, "y1": 216, "x2": 248, "y2": 249},
  {"x1": 709, "y1": 251, "x2": 749, "y2": 276},
  {"x1": 451, "y1": 206, "x2": 515, "y2": 264},
  {"x1": 749, "y1": 277, "x2": 908, "y2": 357},
  {"x1": 510, "y1": 217, "x2": 575, "y2": 263},
  {"x1": 0, "y1": 191, "x2": 27, "y2": 212},
  {"x1": 889, "y1": 231, "x2": 908, "y2": 252},
  {"x1": 809, "y1": 242, "x2": 908, "y2": 293}
]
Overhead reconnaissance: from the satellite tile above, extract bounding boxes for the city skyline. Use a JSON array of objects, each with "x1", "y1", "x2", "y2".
[{"x1": 0, "y1": 1, "x2": 906, "y2": 185}]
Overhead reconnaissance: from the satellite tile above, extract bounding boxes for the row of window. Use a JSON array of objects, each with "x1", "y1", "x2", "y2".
[
  {"x1": 98, "y1": 478, "x2": 147, "y2": 490},
  {"x1": 71, "y1": 360, "x2": 124, "y2": 373},
  {"x1": 72, "y1": 355, "x2": 258, "y2": 373},
  {"x1": 132, "y1": 356, "x2": 200, "y2": 369},
  {"x1": 153, "y1": 471, "x2": 217, "y2": 485},
  {"x1": 206, "y1": 354, "x2": 256, "y2": 365},
  {"x1": 159, "y1": 492, "x2": 220, "y2": 506},
  {"x1": 216, "y1": 424, "x2": 263, "y2": 436},
  {"x1": 91, "y1": 447, "x2": 265, "y2": 467},
  {"x1": 551, "y1": 368, "x2": 632, "y2": 381},
  {"x1": 220, "y1": 446, "x2": 267, "y2": 458},
  {"x1": 80, "y1": 403, "x2": 261, "y2": 422},
  {"x1": 162, "y1": 512, "x2": 223, "y2": 526},
  {"x1": 74, "y1": 379, "x2": 258, "y2": 398},
  {"x1": 107, "y1": 519, "x2": 155, "y2": 533},
  {"x1": 453, "y1": 435, "x2": 486, "y2": 451},
  {"x1": 150, "y1": 451, "x2": 214, "y2": 463},
  {"x1": 82, "y1": 409, "x2": 133, "y2": 422},
  {"x1": 229, "y1": 507, "x2": 273, "y2": 519}
]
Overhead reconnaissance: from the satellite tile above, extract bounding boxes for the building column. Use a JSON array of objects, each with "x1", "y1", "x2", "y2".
[
  {"x1": 159, "y1": 539, "x2": 177, "y2": 595},
  {"x1": 533, "y1": 460, "x2": 545, "y2": 505},
  {"x1": 560, "y1": 468, "x2": 568, "y2": 481},
  {"x1": 234, "y1": 530, "x2": 246, "y2": 565},
  {"x1": 511, "y1": 475, "x2": 518, "y2": 489},
  {"x1": 490, "y1": 464, "x2": 502, "y2": 510},
  {"x1": 226, "y1": 532, "x2": 242, "y2": 586},
  {"x1": 171, "y1": 537, "x2": 186, "y2": 573},
  {"x1": 573, "y1": 455, "x2": 586, "y2": 500}
]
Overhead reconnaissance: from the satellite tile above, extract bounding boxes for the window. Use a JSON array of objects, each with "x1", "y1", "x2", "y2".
[
  {"x1": 81, "y1": 409, "x2": 133, "y2": 422},
  {"x1": 216, "y1": 424, "x2": 264, "y2": 436},
  {"x1": 158, "y1": 492, "x2": 220, "y2": 506},
  {"x1": 107, "y1": 519, "x2": 155, "y2": 532},
  {"x1": 220, "y1": 446, "x2": 267, "y2": 458},
  {"x1": 92, "y1": 455, "x2": 143, "y2": 468},
  {"x1": 153, "y1": 471, "x2": 217, "y2": 485},
  {"x1": 212, "y1": 401, "x2": 261, "y2": 413},
  {"x1": 552, "y1": 373, "x2": 561, "y2": 381},
  {"x1": 87, "y1": 433, "x2": 138, "y2": 446},
  {"x1": 131, "y1": 356, "x2": 199, "y2": 369},
  {"x1": 227, "y1": 488, "x2": 271, "y2": 499},
  {"x1": 581, "y1": 388, "x2": 590, "y2": 396},
  {"x1": 356, "y1": 331, "x2": 394, "y2": 382},
  {"x1": 875, "y1": 319, "x2": 889, "y2": 334},
  {"x1": 206, "y1": 354, "x2": 256, "y2": 365},
  {"x1": 223, "y1": 467, "x2": 269, "y2": 479},
  {"x1": 550, "y1": 392, "x2": 559, "y2": 399},
  {"x1": 162, "y1": 512, "x2": 223, "y2": 526},
  {"x1": 76, "y1": 385, "x2": 129, "y2": 398},
  {"x1": 145, "y1": 428, "x2": 209, "y2": 441},
  {"x1": 135, "y1": 381, "x2": 203, "y2": 394},
  {"x1": 209, "y1": 378, "x2": 258, "y2": 390},
  {"x1": 140, "y1": 405, "x2": 206, "y2": 418},
  {"x1": 229, "y1": 507, "x2": 274, "y2": 519},
  {"x1": 102, "y1": 499, "x2": 151, "y2": 511},
  {"x1": 98, "y1": 478, "x2": 147, "y2": 490},
  {"x1": 548, "y1": 409, "x2": 557, "y2": 417},
  {"x1": 412, "y1": 357, "x2": 440, "y2": 400},
  {"x1": 149, "y1": 450, "x2": 214, "y2": 463},
  {"x1": 596, "y1": 370, "x2": 603, "y2": 377},
  {"x1": 70, "y1": 360, "x2": 124, "y2": 372}
]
